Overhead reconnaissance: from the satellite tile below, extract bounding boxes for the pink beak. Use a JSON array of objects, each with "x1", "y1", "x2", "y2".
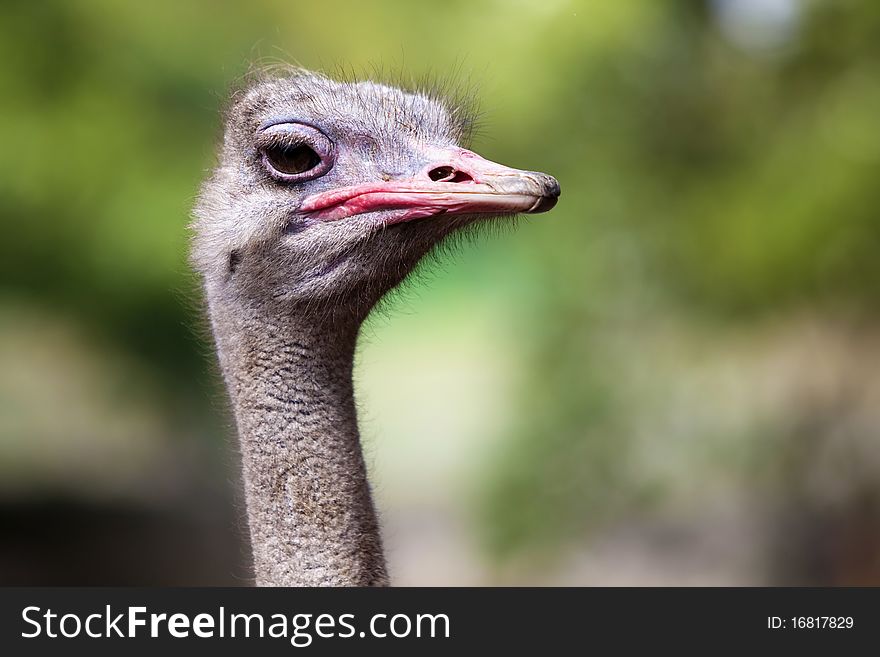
[{"x1": 300, "y1": 146, "x2": 560, "y2": 224}]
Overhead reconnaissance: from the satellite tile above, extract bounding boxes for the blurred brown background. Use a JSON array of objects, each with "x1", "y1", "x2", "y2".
[{"x1": 1, "y1": 0, "x2": 879, "y2": 585}]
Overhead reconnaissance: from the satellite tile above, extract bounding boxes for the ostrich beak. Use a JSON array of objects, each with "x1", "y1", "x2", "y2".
[{"x1": 300, "y1": 146, "x2": 560, "y2": 224}]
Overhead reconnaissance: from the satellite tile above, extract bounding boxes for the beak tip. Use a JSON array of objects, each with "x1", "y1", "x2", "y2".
[
  {"x1": 527, "y1": 194, "x2": 559, "y2": 214},
  {"x1": 525, "y1": 174, "x2": 560, "y2": 214}
]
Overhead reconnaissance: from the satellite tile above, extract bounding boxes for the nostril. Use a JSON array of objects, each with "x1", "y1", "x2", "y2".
[
  {"x1": 428, "y1": 166, "x2": 453, "y2": 181},
  {"x1": 428, "y1": 166, "x2": 474, "y2": 183}
]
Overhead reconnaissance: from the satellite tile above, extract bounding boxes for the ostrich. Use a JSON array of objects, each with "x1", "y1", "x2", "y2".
[{"x1": 191, "y1": 69, "x2": 559, "y2": 586}]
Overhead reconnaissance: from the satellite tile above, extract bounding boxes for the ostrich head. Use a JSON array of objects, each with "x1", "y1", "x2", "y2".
[{"x1": 192, "y1": 70, "x2": 559, "y2": 318}]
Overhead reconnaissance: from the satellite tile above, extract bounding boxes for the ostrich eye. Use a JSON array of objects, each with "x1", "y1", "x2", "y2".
[
  {"x1": 258, "y1": 121, "x2": 335, "y2": 182},
  {"x1": 264, "y1": 143, "x2": 321, "y2": 175}
]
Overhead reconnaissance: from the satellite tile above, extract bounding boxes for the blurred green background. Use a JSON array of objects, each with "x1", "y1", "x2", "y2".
[{"x1": 1, "y1": 0, "x2": 879, "y2": 584}]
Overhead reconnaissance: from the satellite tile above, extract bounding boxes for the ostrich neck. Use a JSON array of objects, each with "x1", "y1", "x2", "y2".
[{"x1": 209, "y1": 298, "x2": 387, "y2": 586}]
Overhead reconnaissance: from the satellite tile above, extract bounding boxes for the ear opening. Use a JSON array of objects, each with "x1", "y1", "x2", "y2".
[{"x1": 228, "y1": 249, "x2": 242, "y2": 273}]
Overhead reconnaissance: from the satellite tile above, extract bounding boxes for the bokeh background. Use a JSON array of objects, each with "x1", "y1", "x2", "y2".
[{"x1": 2, "y1": 0, "x2": 879, "y2": 585}]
